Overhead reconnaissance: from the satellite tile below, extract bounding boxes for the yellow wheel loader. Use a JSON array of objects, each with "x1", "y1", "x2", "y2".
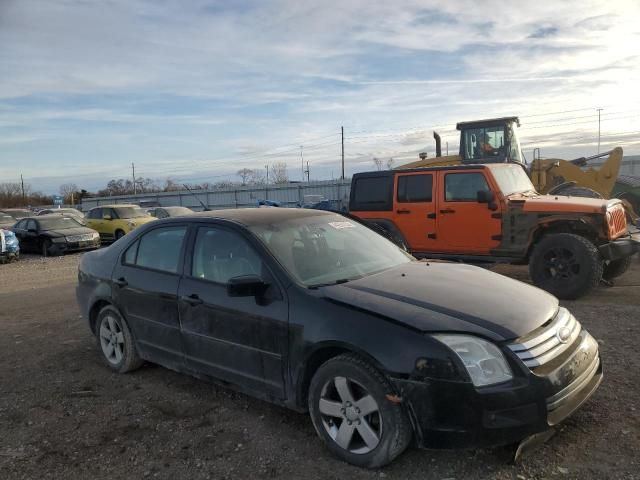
[{"x1": 398, "y1": 116, "x2": 638, "y2": 221}]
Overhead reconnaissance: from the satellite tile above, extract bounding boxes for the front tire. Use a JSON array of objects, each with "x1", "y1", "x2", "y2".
[
  {"x1": 529, "y1": 233, "x2": 603, "y2": 299},
  {"x1": 115, "y1": 229, "x2": 126, "y2": 240},
  {"x1": 603, "y1": 256, "x2": 633, "y2": 281},
  {"x1": 96, "y1": 305, "x2": 142, "y2": 373},
  {"x1": 41, "y1": 239, "x2": 51, "y2": 257},
  {"x1": 308, "y1": 354, "x2": 412, "y2": 468}
]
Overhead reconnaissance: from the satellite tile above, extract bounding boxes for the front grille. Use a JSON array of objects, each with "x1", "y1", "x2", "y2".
[
  {"x1": 607, "y1": 204, "x2": 627, "y2": 239},
  {"x1": 507, "y1": 308, "x2": 581, "y2": 368},
  {"x1": 66, "y1": 233, "x2": 96, "y2": 242}
]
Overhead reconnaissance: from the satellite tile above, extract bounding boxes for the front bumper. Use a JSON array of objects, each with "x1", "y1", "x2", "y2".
[
  {"x1": 50, "y1": 239, "x2": 101, "y2": 254},
  {"x1": 392, "y1": 331, "x2": 602, "y2": 449},
  {"x1": 599, "y1": 230, "x2": 640, "y2": 261}
]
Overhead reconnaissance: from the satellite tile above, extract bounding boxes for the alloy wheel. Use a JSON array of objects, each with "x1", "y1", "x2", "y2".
[
  {"x1": 99, "y1": 314, "x2": 125, "y2": 365},
  {"x1": 543, "y1": 247, "x2": 579, "y2": 280},
  {"x1": 318, "y1": 376, "x2": 382, "y2": 454}
]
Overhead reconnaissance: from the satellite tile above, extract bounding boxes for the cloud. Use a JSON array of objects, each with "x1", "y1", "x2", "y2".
[{"x1": 1, "y1": 0, "x2": 639, "y2": 192}]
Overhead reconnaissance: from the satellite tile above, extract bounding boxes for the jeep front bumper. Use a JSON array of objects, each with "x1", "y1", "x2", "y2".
[{"x1": 599, "y1": 230, "x2": 640, "y2": 261}]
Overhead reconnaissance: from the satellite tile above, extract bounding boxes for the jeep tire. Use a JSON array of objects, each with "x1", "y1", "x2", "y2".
[
  {"x1": 602, "y1": 256, "x2": 633, "y2": 281},
  {"x1": 529, "y1": 233, "x2": 603, "y2": 300}
]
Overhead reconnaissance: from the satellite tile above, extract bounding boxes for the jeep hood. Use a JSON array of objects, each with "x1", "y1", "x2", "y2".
[
  {"x1": 511, "y1": 193, "x2": 619, "y2": 214},
  {"x1": 320, "y1": 262, "x2": 558, "y2": 341}
]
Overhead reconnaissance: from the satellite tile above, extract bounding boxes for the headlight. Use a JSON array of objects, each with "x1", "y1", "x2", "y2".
[
  {"x1": 127, "y1": 221, "x2": 137, "y2": 228},
  {"x1": 433, "y1": 334, "x2": 513, "y2": 387},
  {"x1": 92, "y1": 232, "x2": 100, "y2": 240},
  {"x1": 52, "y1": 237, "x2": 66, "y2": 243}
]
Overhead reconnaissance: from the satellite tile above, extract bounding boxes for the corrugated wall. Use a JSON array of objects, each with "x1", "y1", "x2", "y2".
[{"x1": 80, "y1": 180, "x2": 352, "y2": 211}]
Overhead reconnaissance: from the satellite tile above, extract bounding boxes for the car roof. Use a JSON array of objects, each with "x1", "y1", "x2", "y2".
[
  {"x1": 91, "y1": 204, "x2": 139, "y2": 209},
  {"x1": 184, "y1": 207, "x2": 337, "y2": 226}
]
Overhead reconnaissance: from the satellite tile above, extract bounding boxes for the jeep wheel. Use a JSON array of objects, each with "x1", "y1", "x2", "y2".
[
  {"x1": 308, "y1": 354, "x2": 412, "y2": 468},
  {"x1": 603, "y1": 256, "x2": 633, "y2": 281},
  {"x1": 529, "y1": 233, "x2": 603, "y2": 299}
]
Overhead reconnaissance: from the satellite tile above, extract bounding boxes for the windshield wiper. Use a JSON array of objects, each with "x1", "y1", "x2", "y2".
[{"x1": 308, "y1": 278, "x2": 351, "y2": 289}]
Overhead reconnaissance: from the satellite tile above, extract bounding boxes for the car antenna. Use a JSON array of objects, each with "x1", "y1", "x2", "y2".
[{"x1": 182, "y1": 184, "x2": 211, "y2": 211}]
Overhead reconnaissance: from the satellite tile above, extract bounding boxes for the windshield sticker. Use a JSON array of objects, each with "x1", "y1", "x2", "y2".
[{"x1": 328, "y1": 221, "x2": 355, "y2": 229}]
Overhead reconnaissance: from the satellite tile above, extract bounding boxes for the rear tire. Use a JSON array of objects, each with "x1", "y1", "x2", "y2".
[
  {"x1": 529, "y1": 233, "x2": 603, "y2": 299},
  {"x1": 96, "y1": 305, "x2": 142, "y2": 373},
  {"x1": 603, "y1": 256, "x2": 633, "y2": 281},
  {"x1": 308, "y1": 354, "x2": 412, "y2": 468}
]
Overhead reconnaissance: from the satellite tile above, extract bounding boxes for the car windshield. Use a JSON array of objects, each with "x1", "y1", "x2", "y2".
[
  {"x1": 164, "y1": 207, "x2": 193, "y2": 216},
  {"x1": 38, "y1": 216, "x2": 84, "y2": 231},
  {"x1": 115, "y1": 207, "x2": 149, "y2": 219},
  {"x1": 249, "y1": 214, "x2": 412, "y2": 287},
  {"x1": 491, "y1": 165, "x2": 537, "y2": 195}
]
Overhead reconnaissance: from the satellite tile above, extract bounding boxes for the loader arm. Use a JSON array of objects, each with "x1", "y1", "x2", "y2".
[{"x1": 530, "y1": 147, "x2": 623, "y2": 197}]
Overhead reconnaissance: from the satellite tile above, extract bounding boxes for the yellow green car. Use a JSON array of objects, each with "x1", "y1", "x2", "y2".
[{"x1": 84, "y1": 204, "x2": 155, "y2": 241}]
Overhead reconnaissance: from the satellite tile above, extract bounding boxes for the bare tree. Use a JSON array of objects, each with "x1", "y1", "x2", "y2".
[
  {"x1": 163, "y1": 178, "x2": 181, "y2": 192},
  {"x1": 59, "y1": 183, "x2": 79, "y2": 204},
  {"x1": 0, "y1": 182, "x2": 50, "y2": 207},
  {"x1": 372, "y1": 157, "x2": 383, "y2": 171},
  {"x1": 237, "y1": 168, "x2": 253, "y2": 185},
  {"x1": 247, "y1": 169, "x2": 265, "y2": 185},
  {"x1": 270, "y1": 162, "x2": 289, "y2": 184},
  {"x1": 386, "y1": 157, "x2": 395, "y2": 170}
]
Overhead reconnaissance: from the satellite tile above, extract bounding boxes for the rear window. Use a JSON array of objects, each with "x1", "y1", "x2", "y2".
[{"x1": 349, "y1": 175, "x2": 393, "y2": 211}]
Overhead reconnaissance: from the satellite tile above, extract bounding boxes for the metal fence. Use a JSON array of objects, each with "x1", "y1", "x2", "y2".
[{"x1": 80, "y1": 179, "x2": 352, "y2": 212}]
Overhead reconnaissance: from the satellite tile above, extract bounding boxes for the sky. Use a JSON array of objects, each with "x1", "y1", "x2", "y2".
[{"x1": 1, "y1": 0, "x2": 640, "y2": 194}]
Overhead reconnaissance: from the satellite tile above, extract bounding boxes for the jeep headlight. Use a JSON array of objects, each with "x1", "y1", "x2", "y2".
[{"x1": 433, "y1": 334, "x2": 513, "y2": 387}]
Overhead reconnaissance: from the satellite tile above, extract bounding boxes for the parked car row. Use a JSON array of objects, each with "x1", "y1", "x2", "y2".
[{"x1": 0, "y1": 204, "x2": 194, "y2": 259}]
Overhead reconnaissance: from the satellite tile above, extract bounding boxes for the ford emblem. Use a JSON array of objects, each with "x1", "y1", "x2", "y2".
[{"x1": 556, "y1": 326, "x2": 572, "y2": 344}]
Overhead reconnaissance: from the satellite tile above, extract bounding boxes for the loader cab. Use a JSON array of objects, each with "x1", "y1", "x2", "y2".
[{"x1": 457, "y1": 117, "x2": 523, "y2": 166}]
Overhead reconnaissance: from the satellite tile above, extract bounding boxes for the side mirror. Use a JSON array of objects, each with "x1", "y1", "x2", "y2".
[
  {"x1": 102, "y1": 214, "x2": 112, "y2": 220},
  {"x1": 477, "y1": 190, "x2": 493, "y2": 203},
  {"x1": 227, "y1": 275, "x2": 268, "y2": 297}
]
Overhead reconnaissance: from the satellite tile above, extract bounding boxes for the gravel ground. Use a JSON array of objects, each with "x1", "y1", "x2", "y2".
[{"x1": 0, "y1": 253, "x2": 639, "y2": 479}]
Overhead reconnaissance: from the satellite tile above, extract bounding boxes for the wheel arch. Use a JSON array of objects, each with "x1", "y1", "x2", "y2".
[
  {"x1": 527, "y1": 218, "x2": 600, "y2": 260},
  {"x1": 295, "y1": 342, "x2": 389, "y2": 411}
]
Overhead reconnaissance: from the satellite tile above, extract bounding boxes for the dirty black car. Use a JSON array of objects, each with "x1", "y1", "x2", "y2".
[
  {"x1": 76, "y1": 208, "x2": 602, "y2": 468},
  {"x1": 13, "y1": 214, "x2": 100, "y2": 256}
]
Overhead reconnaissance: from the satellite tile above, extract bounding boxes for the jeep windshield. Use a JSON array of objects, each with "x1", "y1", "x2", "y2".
[
  {"x1": 249, "y1": 214, "x2": 412, "y2": 287},
  {"x1": 491, "y1": 165, "x2": 537, "y2": 196}
]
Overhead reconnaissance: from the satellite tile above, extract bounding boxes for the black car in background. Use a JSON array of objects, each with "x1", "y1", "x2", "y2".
[
  {"x1": 148, "y1": 206, "x2": 194, "y2": 218},
  {"x1": 76, "y1": 208, "x2": 602, "y2": 468},
  {"x1": 13, "y1": 215, "x2": 101, "y2": 256},
  {"x1": 37, "y1": 207, "x2": 86, "y2": 222}
]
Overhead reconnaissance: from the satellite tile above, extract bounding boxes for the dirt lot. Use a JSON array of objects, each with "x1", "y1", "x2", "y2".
[{"x1": 1, "y1": 253, "x2": 639, "y2": 480}]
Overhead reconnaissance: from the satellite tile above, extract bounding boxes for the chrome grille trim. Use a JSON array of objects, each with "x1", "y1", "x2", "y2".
[{"x1": 507, "y1": 308, "x2": 582, "y2": 368}]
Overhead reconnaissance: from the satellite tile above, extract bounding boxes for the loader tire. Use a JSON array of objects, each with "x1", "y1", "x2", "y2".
[
  {"x1": 557, "y1": 186, "x2": 603, "y2": 199},
  {"x1": 603, "y1": 256, "x2": 633, "y2": 281},
  {"x1": 529, "y1": 233, "x2": 603, "y2": 300}
]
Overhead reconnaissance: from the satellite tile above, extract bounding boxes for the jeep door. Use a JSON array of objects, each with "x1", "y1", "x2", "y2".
[
  {"x1": 435, "y1": 169, "x2": 503, "y2": 253},
  {"x1": 392, "y1": 172, "x2": 436, "y2": 251}
]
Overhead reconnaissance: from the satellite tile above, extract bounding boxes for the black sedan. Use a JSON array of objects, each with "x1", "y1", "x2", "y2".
[
  {"x1": 76, "y1": 209, "x2": 602, "y2": 468},
  {"x1": 13, "y1": 215, "x2": 101, "y2": 256}
]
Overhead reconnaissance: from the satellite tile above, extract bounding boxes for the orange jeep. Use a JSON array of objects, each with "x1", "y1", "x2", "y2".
[{"x1": 349, "y1": 163, "x2": 639, "y2": 299}]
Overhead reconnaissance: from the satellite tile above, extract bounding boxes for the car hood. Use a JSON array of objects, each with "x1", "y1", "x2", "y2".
[
  {"x1": 510, "y1": 193, "x2": 618, "y2": 214},
  {"x1": 44, "y1": 226, "x2": 97, "y2": 238},
  {"x1": 319, "y1": 262, "x2": 558, "y2": 341}
]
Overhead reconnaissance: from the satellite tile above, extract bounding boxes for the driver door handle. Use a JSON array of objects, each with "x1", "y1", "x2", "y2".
[
  {"x1": 396, "y1": 209, "x2": 411, "y2": 214},
  {"x1": 181, "y1": 294, "x2": 203, "y2": 306},
  {"x1": 114, "y1": 277, "x2": 128, "y2": 288},
  {"x1": 440, "y1": 208, "x2": 456, "y2": 214}
]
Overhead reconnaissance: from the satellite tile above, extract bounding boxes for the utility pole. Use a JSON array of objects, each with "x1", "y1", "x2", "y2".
[
  {"x1": 264, "y1": 164, "x2": 269, "y2": 184},
  {"x1": 305, "y1": 161, "x2": 310, "y2": 183},
  {"x1": 446, "y1": 141, "x2": 449, "y2": 156},
  {"x1": 131, "y1": 162, "x2": 137, "y2": 195},
  {"x1": 596, "y1": 108, "x2": 603, "y2": 154},
  {"x1": 300, "y1": 146, "x2": 304, "y2": 181},
  {"x1": 20, "y1": 174, "x2": 25, "y2": 204},
  {"x1": 341, "y1": 126, "x2": 345, "y2": 180}
]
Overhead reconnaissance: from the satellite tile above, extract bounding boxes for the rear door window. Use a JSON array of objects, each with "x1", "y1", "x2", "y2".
[
  {"x1": 132, "y1": 226, "x2": 187, "y2": 274},
  {"x1": 397, "y1": 174, "x2": 433, "y2": 202}
]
